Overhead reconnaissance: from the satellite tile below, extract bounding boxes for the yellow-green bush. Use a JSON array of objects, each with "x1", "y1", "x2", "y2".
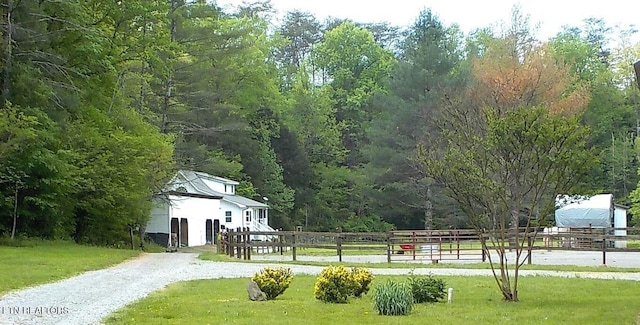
[
  {"x1": 251, "y1": 267, "x2": 293, "y2": 300},
  {"x1": 314, "y1": 265, "x2": 354, "y2": 303},
  {"x1": 351, "y1": 267, "x2": 374, "y2": 297},
  {"x1": 314, "y1": 266, "x2": 374, "y2": 303}
]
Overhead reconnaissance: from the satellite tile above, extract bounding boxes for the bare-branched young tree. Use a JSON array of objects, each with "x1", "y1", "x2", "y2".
[{"x1": 417, "y1": 30, "x2": 597, "y2": 301}]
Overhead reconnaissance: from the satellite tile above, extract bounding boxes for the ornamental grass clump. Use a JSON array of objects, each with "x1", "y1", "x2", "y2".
[
  {"x1": 373, "y1": 279, "x2": 414, "y2": 316},
  {"x1": 251, "y1": 267, "x2": 293, "y2": 300},
  {"x1": 407, "y1": 272, "x2": 447, "y2": 303}
]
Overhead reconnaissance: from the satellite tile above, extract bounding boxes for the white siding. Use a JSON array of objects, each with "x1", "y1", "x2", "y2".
[
  {"x1": 147, "y1": 199, "x2": 170, "y2": 233},
  {"x1": 614, "y1": 207, "x2": 627, "y2": 248},
  {"x1": 220, "y1": 200, "x2": 243, "y2": 230},
  {"x1": 169, "y1": 195, "x2": 220, "y2": 247},
  {"x1": 201, "y1": 178, "x2": 235, "y2": 194}
]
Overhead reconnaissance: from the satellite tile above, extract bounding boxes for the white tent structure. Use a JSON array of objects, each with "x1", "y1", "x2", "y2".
[
  {"x1": 554, "y1": 194, "x2": 627, "y2": 248},
  {"x1": 555, "y1": 194, "x2": 613, "y2": 228}
]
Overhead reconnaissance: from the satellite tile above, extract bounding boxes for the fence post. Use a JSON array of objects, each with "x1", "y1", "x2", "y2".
[
  {"x1": 241, "y1": 227, "x2": 246, "y2": 260},
  {"x1": 220, "y1": 232, "x2": 225, "y2": 255},
  {"x1": 336, "y1": 235, "x2": 342, "y2": 262},
  {"x1": 337, "y1": 234, "x2": 342, "y2": 262},
  {"x1": 456, "y1": 230, "x2": 460, "y2": 259},
  {"x1": 481, "y1": 231, "x2": 486, "y2": 262},
  {"x1": 412, "y1": 231, "x2": 416, "y2": 261},
  {"x1": 246, "y1": 227, "x2": 251, "y2": 260},
  {"x1": 236, "y1": 227, "x2": 241, "y2": 259},
  {"x1": 386, "y1": 231, "x2": 391, "y2": 263},
  {"x1": 527, "y1": 235, "x2": 532, "y2": 265},
  {"x1": 438, "y1": 235, "x2": 442, "y2": 261},
  {"x1": 292, "y1": 231, "x2": 297, "y2": 261},
  {"x1": 228, "y1": 229, "x2": 234, "y2": 258},
  {"x1": 602, "y1": 228, "x2": 607, "y2": 265}
]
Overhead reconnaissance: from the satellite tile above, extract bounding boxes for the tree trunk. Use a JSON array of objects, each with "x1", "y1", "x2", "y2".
[
  {"x1": 138, "y1": 223, "x2": 147, "y2": 250},
  {"x1": 161, "y1": 78, "x2": 171, "y2": 133},
  {"x1": 485, "y1": 228, "x2": 519, "y2": 302},
  {"x1": 129, "y1": 225, "x2": 135, "y2": 250},
  {"x1": 160, "y1": 0, "x2": 178, "y2": 134},
  {"x1": 10, "y1": 181, "x2": 18, "y2": 239},
  {"x1": 424, "y1": 186, "x2": 433, "y2": 230},
  {"x1": 2, "y1": 0, "x2": 14, "y2": 109},
  {"x1": 138, "y1": 13, "x2": 147, "y2": 113}
]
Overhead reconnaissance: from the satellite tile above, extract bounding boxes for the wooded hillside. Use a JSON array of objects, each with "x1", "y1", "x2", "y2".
[{"x1": 1, "y1": 1, "x2": 638, "y2": 245}]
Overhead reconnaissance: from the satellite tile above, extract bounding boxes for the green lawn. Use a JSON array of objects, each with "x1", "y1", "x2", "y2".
[
  {"x1": 628, "y1": 240, "x2": 640, "y2": 249},
  {"x1": 0, "y1": 240, "x2": 141, "y2": 294},
  {"x1": 103, "y1": 275, "x2": 639, "y2": 325}
]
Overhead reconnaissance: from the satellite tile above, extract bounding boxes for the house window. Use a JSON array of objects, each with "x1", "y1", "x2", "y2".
[
  {"x1": 245, "y1": 211, "x2": 251, "y2": 222},
  {"x1": 225, "y1": 211, "x2": 232, "y2": 223}
]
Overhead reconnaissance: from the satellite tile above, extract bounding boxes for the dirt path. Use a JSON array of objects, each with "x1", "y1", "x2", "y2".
[{"x1": 1, "y1": 252, "x2": 639, "y2": 325}]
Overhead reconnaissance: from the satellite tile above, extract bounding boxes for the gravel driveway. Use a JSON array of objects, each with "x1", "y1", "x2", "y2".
[{"x1": 1, "y1": 252, "x2": 640, "y2": 325}]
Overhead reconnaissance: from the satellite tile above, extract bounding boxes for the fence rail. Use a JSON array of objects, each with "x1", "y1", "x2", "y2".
[{"x1": 219, "y1": 227, "x2": 640, "y2": 265}]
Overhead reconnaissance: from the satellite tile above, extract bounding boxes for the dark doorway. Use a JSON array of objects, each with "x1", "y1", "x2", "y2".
[
  {"x1": 180, "y1": 218, "x2": 188, "y2": 247},
  {"x1": 213, "y1": 219, "x2": 220, "y2": 243},
  {"x1": 170, "y1": 218, "x2": 179, "y2": 247},
  {"x1": 206, "y1": 219, "x2": 213, "y2": 244}
]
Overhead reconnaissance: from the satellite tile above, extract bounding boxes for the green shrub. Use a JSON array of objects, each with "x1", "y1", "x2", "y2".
[
  {"x1": 314, "y1": 265, "x2": 356, "y2": 303},
  {"x1": 351, "y1": 267, "x2": 374, "y2": 297},
  {"x1": 407, "y1": 272, "x2": 447, "y2": 303},
  {"x1": 0, "y1": 236, "x2": 73, "y2": 247},
  {"x1": 251, "y1": 267, "x2": 293, "y2": 300},
  {"x1": 373, "y1": 279, "x2": 413, "y2": 316}
]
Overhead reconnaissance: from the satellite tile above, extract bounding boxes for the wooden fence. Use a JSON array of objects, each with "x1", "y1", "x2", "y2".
[
  {"x1": 220, "y1": 227, "x2": 640, "y2": 265},
  {"x1": 220, "y1": 228, "x2": 486, "y2": 263}
]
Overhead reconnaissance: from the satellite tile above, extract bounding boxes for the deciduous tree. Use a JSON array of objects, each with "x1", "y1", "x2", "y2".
[{"x1": 418, "y1": 27, "x2": 596, "y2": 301}]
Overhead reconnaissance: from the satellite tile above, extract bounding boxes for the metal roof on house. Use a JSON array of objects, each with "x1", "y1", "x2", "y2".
[
  {"x1": 161, "y1": 190, "x2": 223, "y2": 200},
  {"x1": 192, "y1": 171, "x2": 239, "y2": 185},
  {"x1": 175, "y1": 170, "x2": 268, "y2": 208}
]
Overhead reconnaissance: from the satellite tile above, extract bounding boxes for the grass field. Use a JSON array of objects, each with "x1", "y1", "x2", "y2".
[
  {"x1": 0, "y1": 239, "x2": 141, "y2": 294},
  {"x1": 628, "y1": 240, "x2": 640, "y2": 249},
  {"x1": 103, "y1": 275, "x2": 640, "y2": 325}
]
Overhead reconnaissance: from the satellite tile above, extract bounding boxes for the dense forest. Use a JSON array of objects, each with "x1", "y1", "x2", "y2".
[{"x1": 1, "y1": 0, "x2": 639, "y2": 245}]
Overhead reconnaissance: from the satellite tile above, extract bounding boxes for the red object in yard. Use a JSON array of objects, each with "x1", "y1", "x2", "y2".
[{"x1": 399, "y1": 244, "x2": 415, "y2": 251}]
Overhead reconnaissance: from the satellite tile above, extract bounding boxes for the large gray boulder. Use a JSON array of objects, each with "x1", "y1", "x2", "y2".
[{"x1": 247, "y1": 281, "x2": 267, "y2": 301}]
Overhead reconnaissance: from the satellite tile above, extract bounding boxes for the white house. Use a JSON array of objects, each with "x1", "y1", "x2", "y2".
[{"x1": 146, "y1": 170, "x2": 273, "y2": 247}]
